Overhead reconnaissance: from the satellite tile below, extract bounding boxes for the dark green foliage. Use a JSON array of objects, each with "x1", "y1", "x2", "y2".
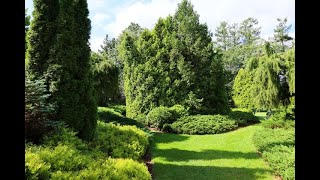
[
  {"x1": 91, "y1": 52, "x2": 120, "y2": 106},
  {"x1": 25, "y1": 77, "x2": 59, "y2": 144},
  {"x1": 91, "y1": 121, "x2": 149, "y2": 160},
  {"x1": 26, "y1": 0, "x2": 59, "y2": 79},
  {"x1": 228, "y1": 108, "x2": 259, "y2": 126},
  {"x1": 253, "y1": 127, "x2": 295, "y2": 179},
  {"x1": 48, "y1": 0, "x2": 97, "y2": 141},
  {"x1": 161, "y1": 123, "x2": 174, "y2": 133},
  {"x1": 146, "y1": 106, "x2": 173, "y2": 129},
  {"x1": 171, "y1": 115, "x2": 237, "y2": 135},
  {"x1": 120, "y1": 0, "x2": 229, "y2": 118}
]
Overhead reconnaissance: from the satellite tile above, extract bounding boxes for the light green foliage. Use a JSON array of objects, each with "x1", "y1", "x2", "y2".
[
  {"x1": 26, "y1": 123, "x2": 151, "y2": 179},
  {"x1": 246, "y1": 42, "x2": 282, "y2": 110},
  {"x1": 92, "y1": 121, "x2": 149, "y2": 160},
  {"x1": 120, "y1": 0, "x2": 229, "y2": 117},
  {"x1": 172, "y1": 114, "x2": 237, "y2": 134},
  {"x1": 262, "y1": 145, "x2": 295, "y2": 180},
  {"x1": 232, "y1": 68, "x2": 256, "y2": 109},
  {"x1": 283, "y1": 48, "x2": 295, "y2": 94},
  {"x1": 91, "y1": 52, "x2": 120, "y2": 106},
  {"x1": 146, "y1": 106, "x2": 173, "y2": 129},
  {"x1": 252, "y1": 127, "x2": 294, "y2": 152},
  {"x1": 253, "y1": 127, "x2": 295, "y2": 180},
  {"x1": 261, "y1": 109, "x2": 295, "y2": 129},
  {"x1": 168, "y1": 104, "x2": 189, "y2": 120}
]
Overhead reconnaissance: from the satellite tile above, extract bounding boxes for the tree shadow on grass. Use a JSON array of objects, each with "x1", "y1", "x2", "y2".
[
  {"x1": 153, "y1": 132, "x2": 190, "y2": 144},
  {"x1": 153, "y1": 148, "x2": 260, "y2": 162},
  {"x1": 153, "y1": 163, "x2": 272, "y2": 180}
]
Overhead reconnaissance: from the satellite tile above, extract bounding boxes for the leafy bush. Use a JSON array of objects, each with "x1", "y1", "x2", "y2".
[
  {"x1": 91, "y1": 121, "x2": 149, "y2": 160},
  {"x1": 171, "y1": 115, "x2": 238, "y2": 135},
  {"x1": 253, "y1": 127, "x2": 295, "y2": 180},
  {"x1": 261, "y1": 110, "x2": 295, "y2": 129},
  {"x1": 161, "y1": 123, "x2": 174, "y2": 133},
  {"x1": 108, "y1": 104, "x2": 126, "y2": 116},
  {"x1": 51, "y1": 158, "x2": 151, "y2": 180},
  {"x1": 228, "y1": 108, "x2": 259, "y2": 126},
  {"x1": 26, "y1": 144, "x2": 151, "y2": 180},
  {"x1": 168, "y1": 104, "x2": 189, "y2": 120},
  {"x1": 146, "y1": 106, "x2": 173, "y2": 129},
  {"x1": 253, "y1": 127, "x2": 295, "y2": 152},
  {"x1": 262, "y1": 145, "x2": 295, "y2": 180}
]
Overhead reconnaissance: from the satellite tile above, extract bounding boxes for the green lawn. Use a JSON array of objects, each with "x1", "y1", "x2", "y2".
[{"x1": 152, "y1": 125, "x2": 274, "y2": 180}]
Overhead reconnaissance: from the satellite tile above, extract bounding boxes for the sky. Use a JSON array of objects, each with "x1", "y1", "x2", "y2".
[{"x1": 25, "y1": 0, "x2": 295, "y2": 52}]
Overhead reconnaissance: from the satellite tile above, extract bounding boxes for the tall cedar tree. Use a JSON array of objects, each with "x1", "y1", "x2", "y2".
[
  {"x1": 120, "y1": 0, "x2": 229, "y2": 117},
  {"x1": 26, "y1": 0, "x2": 59, "y2": 80},
  {"x1": 48, "y1": 0, "x2": 97, "y2": 141}
]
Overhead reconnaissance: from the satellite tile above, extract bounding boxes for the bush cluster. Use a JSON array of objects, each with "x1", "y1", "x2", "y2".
[
  {"x1": 25, "y1": 121, "x2": 151, "y2": 179},
  {"x1": 171, "y1": 115, "x2": 237, "y2": 135},
  {"x1": 228, "y1": 108, "x2": 259, "y2": 126}
]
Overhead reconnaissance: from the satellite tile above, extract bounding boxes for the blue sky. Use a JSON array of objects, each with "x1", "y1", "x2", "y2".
[{"x1": 25, "y1": 0, "x2": 295, "y2": 52}]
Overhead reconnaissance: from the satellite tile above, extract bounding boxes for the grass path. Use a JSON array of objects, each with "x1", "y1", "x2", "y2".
[{"x1": 151, "y1": 124, "x2": 274, "y2": 180}]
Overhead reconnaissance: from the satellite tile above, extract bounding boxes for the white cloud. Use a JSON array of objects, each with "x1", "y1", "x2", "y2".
[
  {"x1": 90, "y1": 36, "x2": 104, "y2": 52},
  {"x1": 104, "y1": 0, "x2": 294, "y2": 40},
  {"x1": 92, "y1": 13, "x2": 110, "y2": 27},
  {"x1": 104, "y1": 0, "x2": 180, "y2": 38}
]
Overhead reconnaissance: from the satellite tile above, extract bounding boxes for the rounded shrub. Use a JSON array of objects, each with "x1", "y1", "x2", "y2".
[
  {"x1": 168, "y1": 104, "x2": 189, "y2": 120},
  {"x1": 228, "y1": 108, "x2": 259, "y2": 126},
  {"x1": 146, "y1": 106, "x2": 173, "y2": 129},
  {"x1": 171, "y1": 115, "x2": 238, "y2": 135},
  {"x1": 91, "y1": 121, "x2": 149, "y2": 160}
]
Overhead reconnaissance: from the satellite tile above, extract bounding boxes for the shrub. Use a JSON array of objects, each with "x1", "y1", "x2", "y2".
[
  {"x1": 108, "y1": 104, "x2": 126, "y2": 116},
  {"x1": 262, "y1": 145, "x2": 295, "y2": 180},
  {"x1": 51, "y1": 158, "x2": 151, "y2": 180},
  {"x1": 91, "y1": 121, "x2": 149, "y2": 160},
  {"x1": 228, "y1": 109, "x2": 259, "y2": 126},
  {"x1": 26, "y1": 143, "x2": 151, "y2": 180},
  {"x1": 171, "y1": 115, "x2": 238, "y2": 135},
  {"x1": 253, "y1": 127, "x2": 295, "y2": 152},
  {"x1": 168, "y1": 104, "x2": 189, "y2": 120},
  {"x1": 253, "y1": 127, "x2": 295, "y2": 180},
  {"x1": 98, "y1": 107, "x2": 123, "y2": 121},
  {"x1": 161, "y1": 123, "x2": 174, "y2": 133},
  {"x1": 261, "y1": 110, "x2": 295, "y2": 129},
  {"x1": 146, "y1": 106, "x2": 173, "y2": 129}
]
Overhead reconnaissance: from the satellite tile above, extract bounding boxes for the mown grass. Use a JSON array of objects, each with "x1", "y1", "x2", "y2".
[{"x1": 152, "y1": 125, "x2": 273, "y2": 180}]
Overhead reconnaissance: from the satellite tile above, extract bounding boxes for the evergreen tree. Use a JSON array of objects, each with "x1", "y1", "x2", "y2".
[
  {"x1": 273, "y1": 18, "x2": 293, "y2": 52},
  {"x1": 26, "y1": 0, "x2": 59, "y2": 79},
  {"x1": 120, "y1": 0, "x2": 229, "y2": 117},
  {"x1": 232, "y1": 68, "x2": 255, "y2": 109},
  {"x1": 48, "y1": 0, "x2": 97, "y2": 141}
]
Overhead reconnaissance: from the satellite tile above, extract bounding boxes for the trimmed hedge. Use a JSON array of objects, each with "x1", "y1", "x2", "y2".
[
  {"x1": 228, "y1": 108, "x2": 259, "y2": 126},
  {"x1": 171, "y1": 115, "x2": 237, "y2": 135}
]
